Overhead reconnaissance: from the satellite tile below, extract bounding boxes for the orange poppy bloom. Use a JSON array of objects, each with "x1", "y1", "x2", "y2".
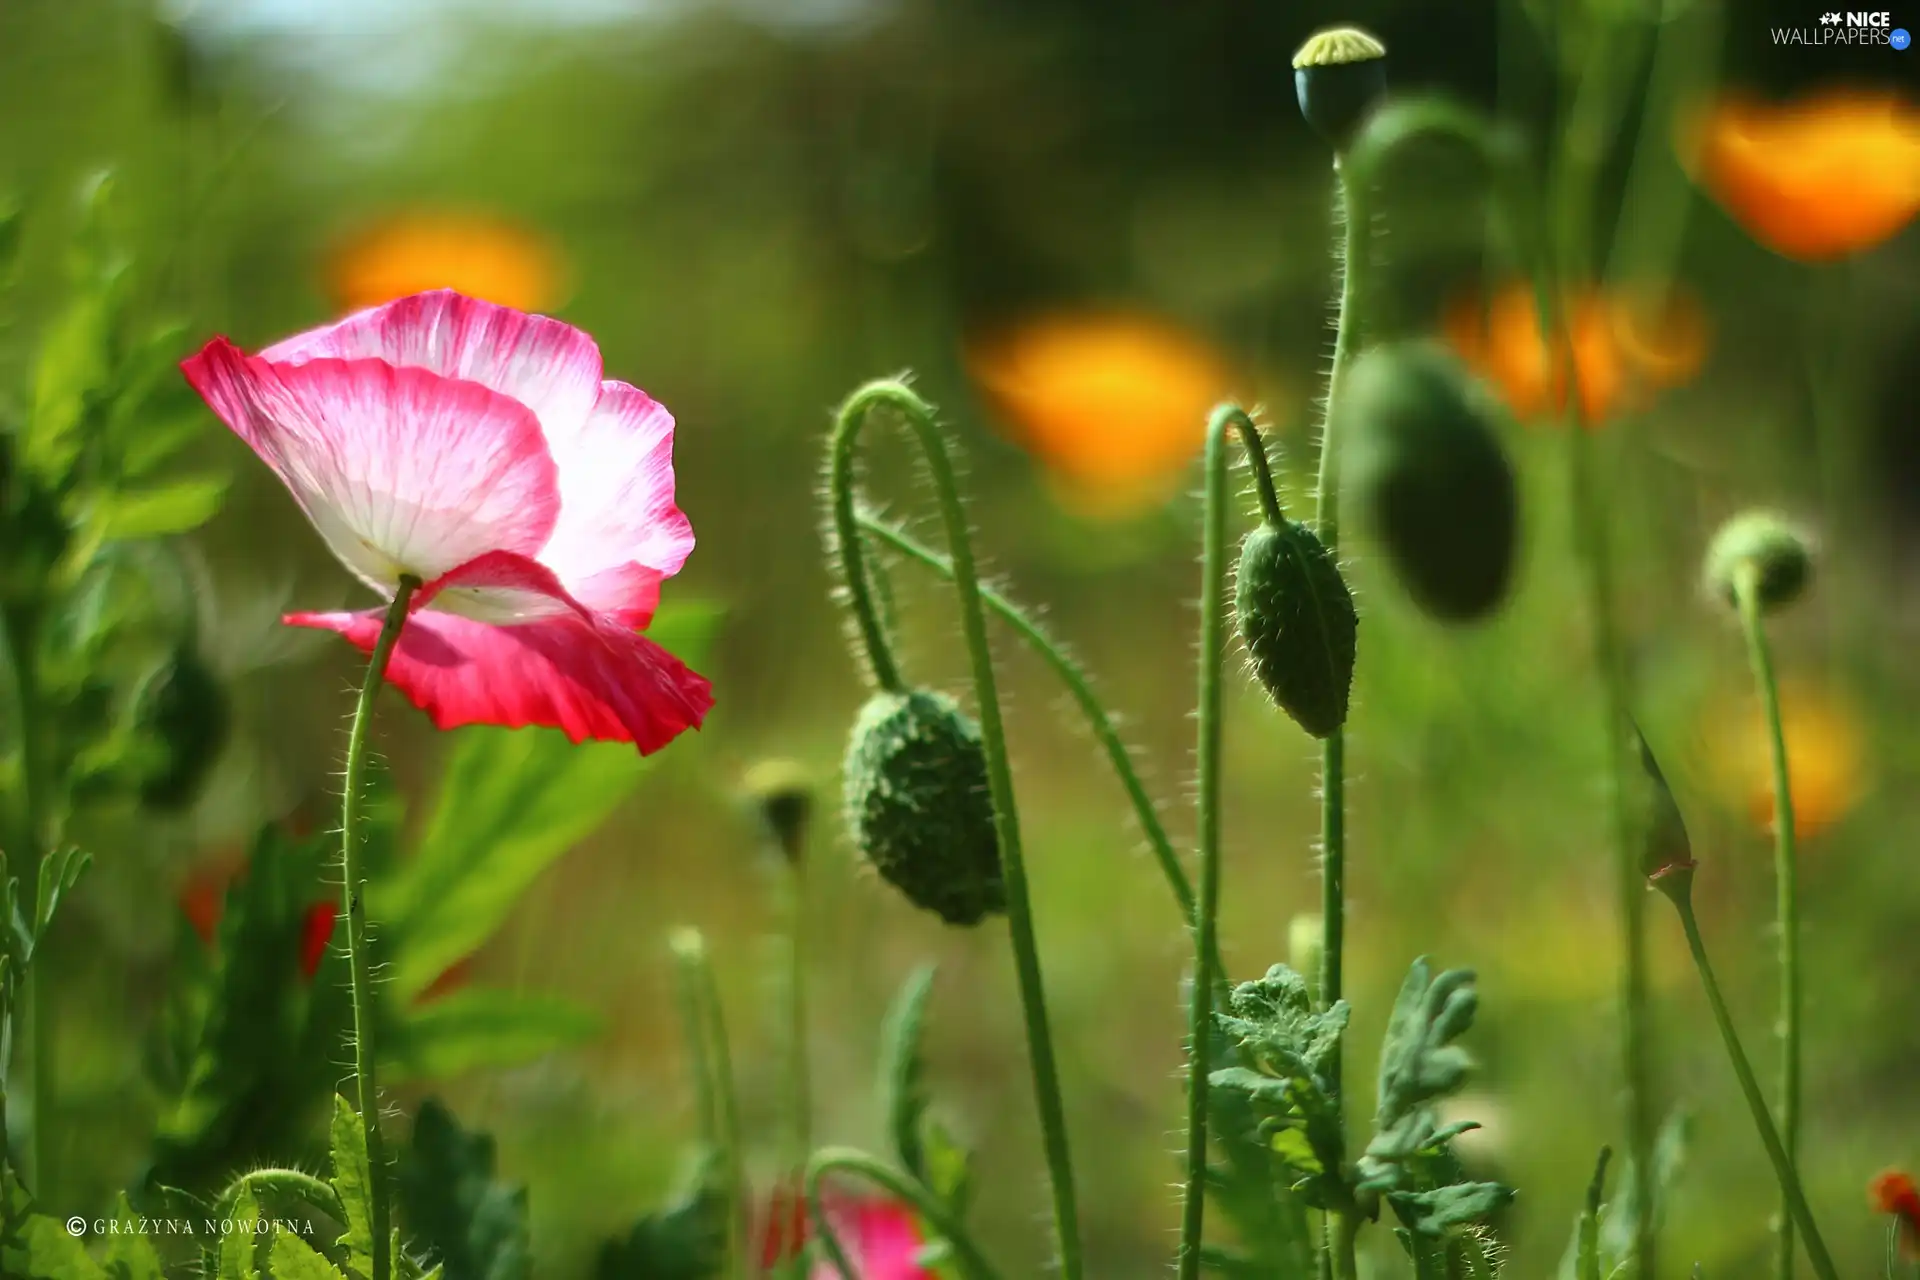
[
  {"x1": 328, "y1": 212, "x2": 566, "y2": 314},
  {"x1": 1871, "y1": 1170, "x2": 1920, "y2": 1260},
  {"x1": 1702, "y1": 679, "x2": 1867, "y2": 840},
  {"x1": 1442, "y1": 282, "x2": 1707, "y2": 428},
  {"x1": 966, "y1": 312, "x2": 1240, "y2": 518},
  {"x1": 1683, "y1": 90, "x2": 1920, "y2": 261}
]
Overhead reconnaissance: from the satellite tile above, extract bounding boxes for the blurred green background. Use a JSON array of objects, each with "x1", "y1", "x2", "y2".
[{"x1": 1, "y1": 0, "x2": 1917, "y2": 1274}]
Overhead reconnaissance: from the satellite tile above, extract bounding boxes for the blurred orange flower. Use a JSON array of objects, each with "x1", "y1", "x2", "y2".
[
  {"x1": 1442, "y1": 282, "x2": 1707, "y2": 428},
  {"x1": 1702, "y1": 679, "x2": 1867, "y2": 840},
  {"x1": 966, "y1": 312, "x2": 1239, "y2": 518},
  {"x1": 1871, "y1": 1170, "x2": 1920, "y2": 1260},
  {"x1": 1682, "y1": 89, "x2": 1920, "y2": 261},
  {"x1": 328, "y1": 212, "x2": 567, "y2": 314}
]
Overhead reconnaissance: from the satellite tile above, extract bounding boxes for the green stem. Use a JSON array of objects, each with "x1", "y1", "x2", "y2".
[
  {"x1": 829, "y1": 382, "x2": 1082, "y2": 1279},
  {"x1": 783, "y1": 853, "x2": 812, "y2": 1271},
  {"x1": 2, "y1": 606, "x2": 53, "y2": 1197},
  {"x1": 1734, "y1": 563, "x2": 1802, "y2": 1280},
  {"x1": 340, "y1": 578, "x2": 417, "y2": 1280},
  {"x1": 827, "y1": 396, "x2": 906, "y2": 694},
  {"x1": 1332, "y1": 1209, "x2": 1361, "y2": 1280},
  {"x1": 1670, "y1": 895, "x2": 1837, "y2": 1280},
  {"x1": 804, "y1": 1147, "x2": 1006, "y2": 1280},
  {"x1": 853, "y1": 516, "x2": 1202, "y2": 949},
  {"x1": 1175, "y1": 405, "x2": 1248, "y2": 1280},
  {"x1": 215, "y1": 1168, "x2": 348, "y2": 1222},
  {"x1": 671, "y1": 929, "x2": 749, "y2": 1280}
]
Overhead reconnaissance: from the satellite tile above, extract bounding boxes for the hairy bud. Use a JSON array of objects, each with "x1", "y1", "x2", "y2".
[
  {"x1": 1342, "y1": 342, "x2": 1519, "y2": 623},
  {"x1": 843, "y1": 689, "x2": 1005, "y2": 927},
  {"x1": 1704, "y1": 510, "x2": 1813, "y2": 615},
  {"x1": 1292, "y1": 26, "x2": 1388, "y2": 150},
  {"x1": 1234, "y1": 519, "x2": 1357, "y2": 738}
]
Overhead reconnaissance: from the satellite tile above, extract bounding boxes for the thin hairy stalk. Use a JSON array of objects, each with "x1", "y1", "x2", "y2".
[
  {"x1": 339, "y1": 577, "x2": 418, "y2": 1280},
  {"x1": 671, "y1": 930, "x2": 749, "y2": 1280},
  {"x1": 1734, "y1": 563, "x2": 1803, "y2": 1280},
  {"x1": 215, "y1": 1168, "x2": 348, "y2": 1222},
  {"x1": 782, "y1": 855, "x2": 813, "y2": 1270},
  {"x1": 826, "y1": 397, "x2": 906, "y2": 694},
  {"x1": 829, "y1": 382, "x2": 1082, "y2": 1278},
  {"x1": 1175, "y1": 406, "x2": 1245, "y2": 1280},
  {"x1": 1670, "y1": 896, "x2": 1837, "y2": 1280},
  {"x1": 805, "y1": 1147, "x2": 1006, "y2": 1280},
  {"x1": 854, "y1": 515, "x2": 1202, "y2": 944}
]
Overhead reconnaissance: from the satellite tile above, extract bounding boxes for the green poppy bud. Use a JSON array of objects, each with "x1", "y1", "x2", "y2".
[
  {"x1": 843, "y1": 689, "x2": 1004, "y2": 927},
  {"x1": 1703, "y1": 511, "x2": 1812, "y2": 615},
  {"x1": 744, "y1": 759, "x2": 813, "y2": 866},
  {"x1": 1292, "y1": 26, "x2": 1387, "y2": 150},
  {"x1": 1234, "y1": 518, "x2": 1357, "y2": 738},
  {"x1": 1342, "y1": 342, "x2": 1518, "y2": 623},
  {"x1": 135, "y1": 646, "x2": 229, "y2": 811}
]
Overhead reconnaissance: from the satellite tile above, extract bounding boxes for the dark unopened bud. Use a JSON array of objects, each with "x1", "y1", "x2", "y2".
[
  {"x1": 1292, "y1": 26, "x2": 1388, "y2": 150},
  {"x1": 1342, "y1": 342, "x2": 1518, "y2": 623},
  {"x1": 1634, "y1": 727, "x2": 1696, "y2": 906},
  {"x1": 1704, "y1": 511, "x2": 1812, "y2": 615},
  {"x1": 843, "y1": 689, "x2": 1004, "y2": 927},
  {"x1": 136, "y1": 646, "x2": 229, "y2": 811},
  {"x1": 1234, "y1": 519, "x2": 1357, "y2": 738},
  {"x1": 744, "y1": 759, "x2": 813, "y2": 865}
]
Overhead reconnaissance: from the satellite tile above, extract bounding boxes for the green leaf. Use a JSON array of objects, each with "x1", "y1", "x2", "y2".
[
  {"x1": 218, "y1": 1189, "x2": 263, "y2": 1280},
  {"x1": 32, "y1": 846, "x2": 91, "y2": 953},
  {"x1": 102, "y1": 1194, "x2": 165, "y2": 1280},
  {"x1": 595, "y1": 1152, "x2": 726, "y2": 1280},
  {"x1": 1447, "y1": 1227, "x2": 1505, "y2": 1278},
  {"x1": 1596, "y1": 1110, "x2": 1690, "y2": 1271},
  {"x1": 920, "y1": 1115, "x2": 974, "y2": 1215},
  {"x1": 28, "y1": 291, "x2": 112, "y2": 483},
  {"x1": 1389, "y1": 1182, "x2": 1515, "y2": 1237},
  {"x1": 383, "y1": 989, "x2": 603, "y2": 1082},
  {"x1": 329, "y1": 1097, "x2": 377, "y2": 1280},
  {"x1": 14, "y1": 1216, "x2": 108, "y2": 1279},
  {"x1": 1631, "y1": 726, "x2": 1693, "y2": 883},
  {"x1": 1557, "y1": 1147, "x2": 1610, "y2": 1280},
  {"x1": 99, "y1": 475, "x2": 229, "y2": 540},
  {"x1": 268, "y1": 1229, "x2": 348, "y2": 1280},
  {"x1": 878, "y1": 965, "x2": 936, "y2": 1183},
  {"x1": 396, "y1": 1100, "x2": 530, "y2": 1280}
]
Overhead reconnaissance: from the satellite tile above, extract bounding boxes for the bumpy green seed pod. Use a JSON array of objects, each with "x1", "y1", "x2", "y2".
[
  {"x1": 843, "y1": 689, "x2": 1004, "y2": 927},
  {"x1": 1234, "y1": 518, "x2": 1356, "y2": 738},
  {"x1": 136, "y1": 646, "x2": 230, "y2": 811},
  {"x1": 1292, "y1": 26, "x2": 1387, "y2": 150},
  {"x1": 1703, "y1": 511, "x2": 1812, "y2": 614},
  {"x1": 1342, "y1": 342, "x2": 1518, "y2": 623}
]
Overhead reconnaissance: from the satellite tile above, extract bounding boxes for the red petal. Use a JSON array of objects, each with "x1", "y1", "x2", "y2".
[{"x1": 300, "y1": 900, "x2": 340, "y2": 982}]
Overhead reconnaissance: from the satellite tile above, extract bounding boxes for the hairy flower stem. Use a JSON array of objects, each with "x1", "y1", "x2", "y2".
[
  {"x1": 672, "y1": 929, "x2": 749, "y2": 1280},
  {"x1": 1667, "y1": 891, "x2": 1836, "y2": 1280},
  {"x1": 782, "y1": 854, "x2": 812, "y2": 1272},
  {"x1": 806, "y1": 1147, "x2": 1006, "y2": 1280},
  {"x1": 1316, "y1": 158, "x2": 1367, "y2": 1280},
  {"x1": 1734, "y1": 563, "x2": 1803, "y2": 1280},
  {"x1": 1176, "y1": 405, "x2": 1274, "y2": 1280},
  {"x1": 854, "y1": 516, "x2": 1216, "y2": 973},
  {"x1": 828, "y1": 383, "x2": 1082, "y2": 1279},
  {"x1": 340, "y1": 577, "x2": 417, "y2": 1280}
]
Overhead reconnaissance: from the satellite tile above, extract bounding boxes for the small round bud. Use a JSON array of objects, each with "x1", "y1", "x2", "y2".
[
  {"x1": 1287, "y1": 913, "x2": 1325, "y2": 988},
  {"x1": 135, "y1": 645, "x2": 230, "y2": 811},
  {"x1": 1342, "y1": 342, "x2": 1519, "y2": 623},
  {"x1": 843, "y1": 689, "x2": 1005, "y2": 927},
  {"x1": 1703, "y1": 511, "x2": 1813, "y2": 615},
  {"x1": 1292, "y1": 26, "x2": 1388, "y2": 150},
  {"x1": 744, "y1": 759, "x2": 813, "y2": 866},
  {"x1": 1234, "y1": 519, "x2": 1357, "y2": 738}
]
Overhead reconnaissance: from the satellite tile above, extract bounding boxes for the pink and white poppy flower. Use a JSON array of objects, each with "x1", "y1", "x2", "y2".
[
  {"x1": 183, "y1": 290, "x2": 713, "y2": 753},
  {"x1": 759, "y1": 1187, "x2": 934, "y2": 1280}
]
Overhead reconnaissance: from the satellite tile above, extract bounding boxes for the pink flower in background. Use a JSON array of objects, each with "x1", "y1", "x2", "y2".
[
  {"x1": 183, "y1": 290, "x2": 712, "y2": 753},
  {"x1": 759, "y1": 1188, "x2": 933, "y2": 1280}
]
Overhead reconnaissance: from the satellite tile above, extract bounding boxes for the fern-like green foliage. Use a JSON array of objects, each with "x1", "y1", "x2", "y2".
[
  {"x1": 396, "y1": 1100, "x2": 531, "y2": 1280},
  {"x1": 878, "y1": 965, "x2": 972, "y2": 1215}
]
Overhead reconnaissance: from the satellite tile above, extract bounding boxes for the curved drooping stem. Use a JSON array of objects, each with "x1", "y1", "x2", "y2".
[
  {"x1": 827, "y1": 382, "x2": 1082, "y2": 1280},
  {"x1": 1733, "y1": 563, "x2": 1803, "y2": 1280},
  {"x1": 853, "y1": 516, "x2": 1206, "y2": 954},
  {"x1": 1176, "y1": 404, "x2": 1274, "y2": 1279},
  {"x1": 339, "y1": 576, "x2": 419, "y2": 1280},
  {"x1": 804, "y1": 1147, "x2": 1006, "y2": 1280},
  {"x1": 1666, "y1": 888, "x2": 1836, "y2": 1280}
]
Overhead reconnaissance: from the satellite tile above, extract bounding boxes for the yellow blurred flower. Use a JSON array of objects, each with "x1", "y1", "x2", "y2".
[
  {"x1": 1702, "y1": 679, "x2": 1867, "y2": 840},
  {"x1": 965, "y1": 312, "x2": 1240, "y2": 518},
  {"x1": 327, "y1": 212, "x2": 567, "y2": 314},
  {"x1": 1681, "y1": 89, "x2": 1920, "y2": 262},
  {"x1": 1441, "y1": 281, "x2": 1707, "y2": 428}
]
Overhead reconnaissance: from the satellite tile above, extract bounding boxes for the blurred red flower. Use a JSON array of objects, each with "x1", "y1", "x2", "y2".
[
  {"x1": 758, "y1": 1185, "x2": 933, "y2": 1279},
  {"x1": 1871, "y1": 1169, "x2": 1920, "y2": 1260}
]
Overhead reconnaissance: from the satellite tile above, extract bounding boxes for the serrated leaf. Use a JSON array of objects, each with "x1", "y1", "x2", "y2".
[
  {"x1": 100, "y1": 475, "x2": 229, "y2": 539},
  {"x1": 1596, "y1": 1110, "x2": 1690, "y2": 1270},
  {"x1": 1389, "y1": 1182, "x2": 1515, "y2": 1237},
  {"x1": 33, "y1": 847, "x2": 91, "y2": 950},
  {"x1": 102, "y1": 1194, "x2": 165, "y2": 1280},
  {"x1": 384, "y1": 989, "x2": 603, "y2": 1082},
  {"x1": 397, "y1": 1100, "x2": 530, "y2": 1280},
  {"x1": 594, "y1": 1152, "x2": 725, "y2": 1280},
  {"x1": 878, "y1": 965, "x2": 935, "y2": 1181},
  {"x1": 330, "y1": 1096, "x2": 377, "y2": 1280},
  {"x1": 218, "y1": 1189, "x2": 263, "y2": 1280},
  {"x1": 14, "y1": 1214, "x2": 108, "y2": 1279},
  {"x1": 269, "y1": 1229, "x2": 348, "y2": 1280}
]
